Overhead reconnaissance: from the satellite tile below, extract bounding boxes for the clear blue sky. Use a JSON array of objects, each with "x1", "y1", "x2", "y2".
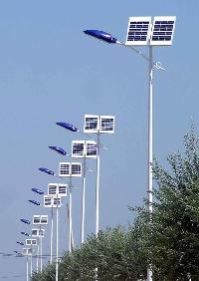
[{"x1": 0, "y1": 1, "x2": 199, "y2": 279}]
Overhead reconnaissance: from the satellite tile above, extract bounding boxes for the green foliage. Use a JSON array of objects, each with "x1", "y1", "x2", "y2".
[
  {"x1": 32, "y1": 129, "x2": 199, "y2": 281},
  {"x1": 148, "y1": 130, "x2": 199, "y2": 280}
]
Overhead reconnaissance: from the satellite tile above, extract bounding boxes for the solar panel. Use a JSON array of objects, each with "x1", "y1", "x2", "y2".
[
  {"x1": 72, "y1": 141, "x2": 84, "y2": 158},
  {"x1": 150, "y1": 16, "x2": 176, "y2": 46},
  {"x1": 58, "y1": 184, "x2": 67, "y2": 196},
  {"x1": 125, "y1": 17, "x2": 152, "y2": 46},
  {"x1": 44, "y1": 195, "x2": 53, "y2": 207},
  {"x1": 22, "y1": 248, "x2": 32, "y2": 256},
  {"x1": 100, "y1": 116, "x2": 115, "y2": 134},
  {"x1": 48, "y1": 184, "x2": 57, "y2": 195},
  {"x1": 59, "y1": 162, "x2": 70, "y2": 177},
  {"x1": 40, "y1": 215, "x2": 48, "y2": 224},
  {"x1": 84, "y1": 115, "x2": 99, "y2": 133},
  {"x1": 71, "y1": 163, "x2": 82, "y2": 177},
  {"x1": 86, "y1": 141, "x2": 98, "y2": 158},
  {"x1": 53, "y1": 197, "x2": 61, "y2": 207}
]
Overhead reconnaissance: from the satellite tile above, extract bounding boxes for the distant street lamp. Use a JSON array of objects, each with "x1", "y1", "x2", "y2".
[
  {"x1": 72, "y1": 139, "x2": 98, "y2": 243},
  {"x1": 32, "y1": 215, "x2": 48, "y2": 272},
  {"x1": 22, "y1": 248, "x2": 32, "y2": 281},
  {"x1": 83, "y1": 114, "x2": 115, "y2": 237},
  {"x1": 59, "y1": 161, "x2": 82, "y2": 252},
  {"x1": 44, "y1": 184, "x2": 66, "y2": 281}
]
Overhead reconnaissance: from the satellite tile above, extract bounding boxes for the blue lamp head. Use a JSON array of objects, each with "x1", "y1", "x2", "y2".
[
  {"x1": 21, "y1": 231, "x2": 30, "y2": 237},
  {"x1": 20, "y1": 218, "x2": 31, "y2": 225},
  {"x1": 48, "y1": 146, "x2": 67, "y2": 156},
  {"x1": 16, "y1": 241, "x2": 24, "y2": 246},
  {"x1": 14, "y1": 250, "x2": 20, "y2": 254},
  {"x1": 83, "y1": 30, "x2": 118, "y2": 44},
  {"x1": 38, "y1": 167, "x2": 55, "y2": 176},
  {"x1": 31, "y1": 188, "x2": 44, "y2": 195},
  {"x1": 56, "y1": 122, "x2": 78, "y2": 132},
  {"x1": 28, "y1": 199, "x2": 40, "y2": 206}
]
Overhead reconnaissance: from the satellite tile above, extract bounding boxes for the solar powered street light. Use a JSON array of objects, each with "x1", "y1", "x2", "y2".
[
  {"x1": 44, "y1": 185, "x2": 66, "y2": 278},
  {"x1": 22, "y1": 248, "x2": 32, "y2": 281},
  {"x1": 31, "y1": 229, "x2": 45, "y2": 274},
  {"x1": 84, "y1": 18, "x2": 176, "y2": 281},
  {"x1": 83, "y1": 114, "x2": 115, "y2": 238},
  {"x1": 59, "y1": 161, "x2": 82, "y2": 253},
  {"x1": 46, "y1": 183, "x2": 67, "y2": 264},
  {"x1": 32, "y1": 215, "x2": 48, "y2": 272},
  {"x1": 71, "y1": 140, "x2": 98, "y2": 243}
]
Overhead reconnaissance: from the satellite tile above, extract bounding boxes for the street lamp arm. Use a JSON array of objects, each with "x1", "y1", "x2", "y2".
[
  {"x1": 83, "y1": 29, "x2": 165, "y2": 71},
  {"x1": 125, "y1": 45, "x2": 166, "y2": 71}
]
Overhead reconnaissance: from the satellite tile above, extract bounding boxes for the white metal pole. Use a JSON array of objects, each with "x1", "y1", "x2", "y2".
[
  {"x1": 26, "y1": 255, "x2": 29, "y2": 281},
  {"x1": 50, "y1": 206, "x2": 54, "y2": 264},
  {"x1": 147, "y1": 45, "x2": 153, "y2": 281},
  {"x1": 95, "y1": 132, "x2": 101, "y2": 237},
  {"x1": 40, "y1": 235, "x2": 43, "y2": 272},
  {"x1": 68, "y1": 176, "x2": 72, "y2": 253},
  {"x1": 36, "y1": 243, "x2": 39, "y2": 273},
  {"x1": 55, "y1": 205, "x2": 59, "y2": 281},
  {"x1": 30, "y1": 251, "x2": 33, "y2": 278},
  {"x1": 81, "y1": 156, "x2": 86, "y2": 243}
]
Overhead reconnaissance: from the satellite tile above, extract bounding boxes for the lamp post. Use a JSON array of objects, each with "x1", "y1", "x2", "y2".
[
  {"x1": 25, "y1": 238, "x2": 37, "y2": 278},
  {"x1": 32, "y1": 215, "x2": 48, "y2": 272},
  {"x1": 59, "y1": 161, "x2": 82, "y2": 252},
  {"x1": 44, "y1": 183, "x2": 67, "y2": 281},
  {"x1": 44, "y1": 190, "x2": 63, "y2": 281},
  {"x1": 22, "y1": 248, "x2": 32, "y2": 281},
  {"x1": 31, "y1": 228, "x2": 45, "y2": 273},
  {"x1": 84, "y1": 17, "x2": 176, "y2": 281},
  {"x1": 83, "y1": 115, "x2": 115, "y2": 237},
  {"x1": 71, "y1": 139, "x2": 98, "y2": 243}
]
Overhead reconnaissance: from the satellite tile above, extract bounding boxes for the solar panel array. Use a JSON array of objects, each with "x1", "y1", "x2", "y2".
[
  {"x1": 125, "y1": 16, "x2": 176, "y2": 46},
  {"x1": 59, "y1": 162, "x2": 82, "y2": 177}
]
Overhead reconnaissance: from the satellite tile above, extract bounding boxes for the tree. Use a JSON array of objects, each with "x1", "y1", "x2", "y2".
[{"x1": 144, "y1": 130, "x2": 199, "y2": 280}]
